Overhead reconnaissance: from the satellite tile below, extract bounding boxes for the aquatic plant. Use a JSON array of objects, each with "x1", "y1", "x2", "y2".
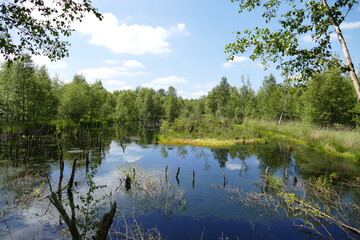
[
  {"x1": 118, "y1": 164, "x2": 186, "y2": 215},
  {"x1": 226, "y1": 174, "x2": 360, "y2": 239}
]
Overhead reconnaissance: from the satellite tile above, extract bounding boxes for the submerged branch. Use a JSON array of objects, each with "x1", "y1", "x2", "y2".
[{"x1": 226, "y1": 175, "x2": 360, "y2": 239}]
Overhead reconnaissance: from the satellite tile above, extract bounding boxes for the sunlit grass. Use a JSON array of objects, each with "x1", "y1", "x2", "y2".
[
  {"x1": 242, "y1": 120, "x2": 360, "y2": 161},
  {"x1": 160, "y1": 118, "x2": 360, "y2": 160},
  {"x1": 158, "y1": 138, "x2": 262, "y2": 147}
]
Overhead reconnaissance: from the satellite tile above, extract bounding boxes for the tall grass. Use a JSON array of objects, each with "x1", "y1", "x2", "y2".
[
  {"x1": 160, "y1": 118, "x2": 360, "y2": 160},
  {"x1": 242, "y1": 120, "x2": 360, "y2": 160}
]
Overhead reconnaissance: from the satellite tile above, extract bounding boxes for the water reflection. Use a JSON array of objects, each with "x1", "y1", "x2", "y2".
[{"x1": 0, "y1": 126, "x2": 360, "y2": 239}]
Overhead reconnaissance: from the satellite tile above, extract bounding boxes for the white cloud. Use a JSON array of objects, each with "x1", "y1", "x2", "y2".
[
  {"x1": 142, "y1": 75, "x2": 188, "y2": 89},
  {"x1": 226, "y1": 163, "x2": 245, "y2": 171},
  {"x1": 171, "y1": 23, "x2": 189, "y2": 35},
  {"x1": 77, "y1": 59, "x2": 146, "y2": 83},
  {"x1": 123, "y1": 59, "x2": 145, "y2": 68},
  {"x1": 104, "y1": 82, "x2": 133, "y2": 92},
  {"x1": 222, "y1": 56, "x2": 250, "y2": 68},
  {"x1": 301, "y1": 35, "x2": 313, "y2": 43},
  {"x1": 74, "y1": 12, "x2": 188, "y2": 55},
  {"x1": 107, "y1": 80, "x2": 126, "y2": 86},
  {"x1": 123, "y1": 155, "x2": 143, "y2": 163},
  {"x1": 174, "y1": 82, "x2": 218, "y2": 99},
  {"x1": 32, "y1": 55, "x2": 68, "y2": 69},
  {"x1": 105, "y1": 60, "x2": 123, "y2": 65},
  {"x1": 79, "y1": 67, "x2": 144, "y2": 81},
  {"x1": 170, "y1": 82, "x2": 217, "y2": 99},
  {"x1": 178, "y1": 90, "x2": 208, "y2": 99},
  {"x1": 341, "y1": 21, "x2": 360, "y2": 29},
  {"x1": 153, "y1": 76, "x2": 187, "y2": 84},
  {"x1": 105, "y1": 59, "x2": 144, "y2": 69},
  {"x1": 117, "y1": 85, "x2": 134, "y2": 91}
]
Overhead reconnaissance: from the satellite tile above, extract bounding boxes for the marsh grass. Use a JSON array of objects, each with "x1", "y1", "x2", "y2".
[
  {"x1": 158, "y1": 138, "x2": 261, "y2": 147},
  {"x1": 160, "y1": 119, "x2": 360, "y2": 160},
  {"x1": 226, "y1": 175, "x2": 360, "y2": 239},
  {"x1": 159, "y1": 119, "x2": 264, "y2": 147},
  {"x1": 242, "y1": 120, "x2": 360, "y2": 161}
]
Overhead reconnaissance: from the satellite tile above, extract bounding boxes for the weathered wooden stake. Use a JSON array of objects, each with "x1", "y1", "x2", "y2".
[
  {"x1": 165, "y1": 165, "x2": 168, "y2": 181},
  {"x1": 223, "y1": 174, "x2": 228, "y2": 188},
  {"x1": 192, "y1": 170, "x2": 195, "y2": 188},
  {"x1": 125, "y1": 175, "x2": 132, "y2": 191},
  {"x1": 68, "y1": 159, "x2": 78, "y2": 191},
  {"x1": 176, "y1": 167, "x2": 180, "y2": 178},
  {"x1": 293, "y1": 176, "x2": 298, "y2": 187}
]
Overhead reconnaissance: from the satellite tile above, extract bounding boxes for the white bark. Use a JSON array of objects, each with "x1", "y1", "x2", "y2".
[{"x1": 322, "y1": 0, "x2": 360, "y2": 102}]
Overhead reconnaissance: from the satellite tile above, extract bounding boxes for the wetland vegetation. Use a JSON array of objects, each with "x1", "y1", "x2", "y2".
[
  {"x1": 1, "y1": 0, "x2": 360, "y2": 237},
  {"x1": 1, "y1": 56, "x2": 360, "y2": 239},
  {"x1": 1, "y1": 125, "x2": 360, "y2": 239}
]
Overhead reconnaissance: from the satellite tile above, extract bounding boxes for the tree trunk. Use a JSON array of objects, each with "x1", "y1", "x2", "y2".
[
  {"x1": 278, "y1": 97, "x2": 288, "y2": 125},
  {"x1": 322, "y1": 0, "x2": 360, "y2": 102}
]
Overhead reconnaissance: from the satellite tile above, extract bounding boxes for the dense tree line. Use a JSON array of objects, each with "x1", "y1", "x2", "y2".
[{"x1": 0, "y1": 57, "x2": 359, "y2": 133}]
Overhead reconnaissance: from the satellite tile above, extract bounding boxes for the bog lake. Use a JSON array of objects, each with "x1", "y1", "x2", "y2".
[{"x1": 0, "y1": 127, "x2": 359, "y2": 239}]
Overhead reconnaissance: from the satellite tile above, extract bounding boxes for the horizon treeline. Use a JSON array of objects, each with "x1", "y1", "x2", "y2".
[{"x1": 0, "y1": 57, "x2": 360, "y2": 132}]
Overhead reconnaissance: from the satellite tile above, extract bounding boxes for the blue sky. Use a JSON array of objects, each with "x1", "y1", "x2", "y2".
[{"x1": 32, "y1": 0, "x2": 360, "y2": 99}]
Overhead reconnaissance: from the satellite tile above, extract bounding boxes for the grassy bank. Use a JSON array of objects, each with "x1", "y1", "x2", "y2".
[
  {"x1": 158, "y1": 119, "x2": 267, "y2": 147},
  {"x1": 247, "y1": 120, "x2": 360, "y2": 160},
  {"x1": 159, "y1": 119, "x2": 360, "y2": 160}
]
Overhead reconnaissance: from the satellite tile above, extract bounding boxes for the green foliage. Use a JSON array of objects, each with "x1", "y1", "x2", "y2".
[
  {"x1": 163, "y1": 86, "x2": 183, "y2": 122},
  {"x1": 302, "y1": 70, "x2": 357, "y2": 126},
  {"x1": 76, "y1": 167, "x2": 107, "y2": 239},
  {"x1": 267, "y1": 174, "x2": 284, "y2": 189},
  {"x1": 0, "y1": 0, "x2": 102, "y2": 61},
  {"x1": 180, "y1": 98, "x2": 205, "y2": 121},
  {"x1": 255, "y1": 74, "x2": 282, "y2": 120},
  {"x1": 227, "y1": 175, "x2": 360, "y2": 239},
  {"x1": 58, "y1": 74, "x2": 91, "y2": 122},
  {"x1": 244, "y1": 120, "x2": 360, "y2": 160},
  {"x1": 100, "y1": 93, "x2": 117, "y2": 123},
  {"x1": 160, "y1": 118, "x2": 260, "y2": 141},
  {"x1": 115, "y1": 90, "x2": 139, "y2": 122},
  {"x1": 0, "y1": 56, "x2": 59, "y2": 129},
  {"x1": 87, "y1": 80, "x2": 108, "y2": 122},
  {"x1": 226, "y1": 0, "x2": 357, "y2": 80},
  {"x1": 206, "y1": 77, "x2": 231, "y2": 121},
  {"x1": 255, "y1": 74, "x2": 303, "y2": 122},
  {"x1": 351, "y1": 103, "x2": 360, "y2": 127}
]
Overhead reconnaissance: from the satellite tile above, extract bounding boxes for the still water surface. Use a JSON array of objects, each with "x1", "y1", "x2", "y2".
[{"x1": 0, "y1": 127, "x2": 359, "y2": 239}]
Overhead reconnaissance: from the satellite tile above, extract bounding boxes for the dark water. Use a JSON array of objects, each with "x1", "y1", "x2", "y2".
[{"x1": 0, "y1": 127, "x2": 360, "y2": 239}]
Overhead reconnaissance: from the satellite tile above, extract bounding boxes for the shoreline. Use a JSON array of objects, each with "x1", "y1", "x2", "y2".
[
  {"x1": 158, "y1": 120, "x2": 360, "y2": 161},
  {"x1": 158, "y1": 138, "x2": 263, "y2": 147}
]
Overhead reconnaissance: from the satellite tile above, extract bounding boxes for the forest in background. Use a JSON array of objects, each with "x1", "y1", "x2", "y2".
[{"x1": 0, "y1": 56, "x2": 360, "y2": 133}]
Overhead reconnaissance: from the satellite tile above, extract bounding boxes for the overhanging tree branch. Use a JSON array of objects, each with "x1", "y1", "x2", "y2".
[
  {"x1": 321, "y1": 0, "x2": 360, "y2": 101},
  {"x1": 0, "y1": 0, "x2": 102, "y2": 61},
  {"x1": 227, "y1": 0, "x2": 360, "y2": 101}
]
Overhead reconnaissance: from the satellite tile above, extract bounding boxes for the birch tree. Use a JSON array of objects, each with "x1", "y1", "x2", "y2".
[{"x1": 226, "y1": 0, "x2": 360, "y2": 101}]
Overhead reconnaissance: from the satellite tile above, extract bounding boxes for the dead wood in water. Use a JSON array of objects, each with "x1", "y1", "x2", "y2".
[{"x1": 94, "y1": 201, "x2": 117, "y2": 240}]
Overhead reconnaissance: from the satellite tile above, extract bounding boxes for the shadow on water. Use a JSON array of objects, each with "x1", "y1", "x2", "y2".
[{"x1": 0, "y1": 124, "x2": 359, "y2": 239}]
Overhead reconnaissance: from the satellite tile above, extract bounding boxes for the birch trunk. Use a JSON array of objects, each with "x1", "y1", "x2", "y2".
[{"x1": 322, "y1": 0, "x2": 360, "y2": 102}]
